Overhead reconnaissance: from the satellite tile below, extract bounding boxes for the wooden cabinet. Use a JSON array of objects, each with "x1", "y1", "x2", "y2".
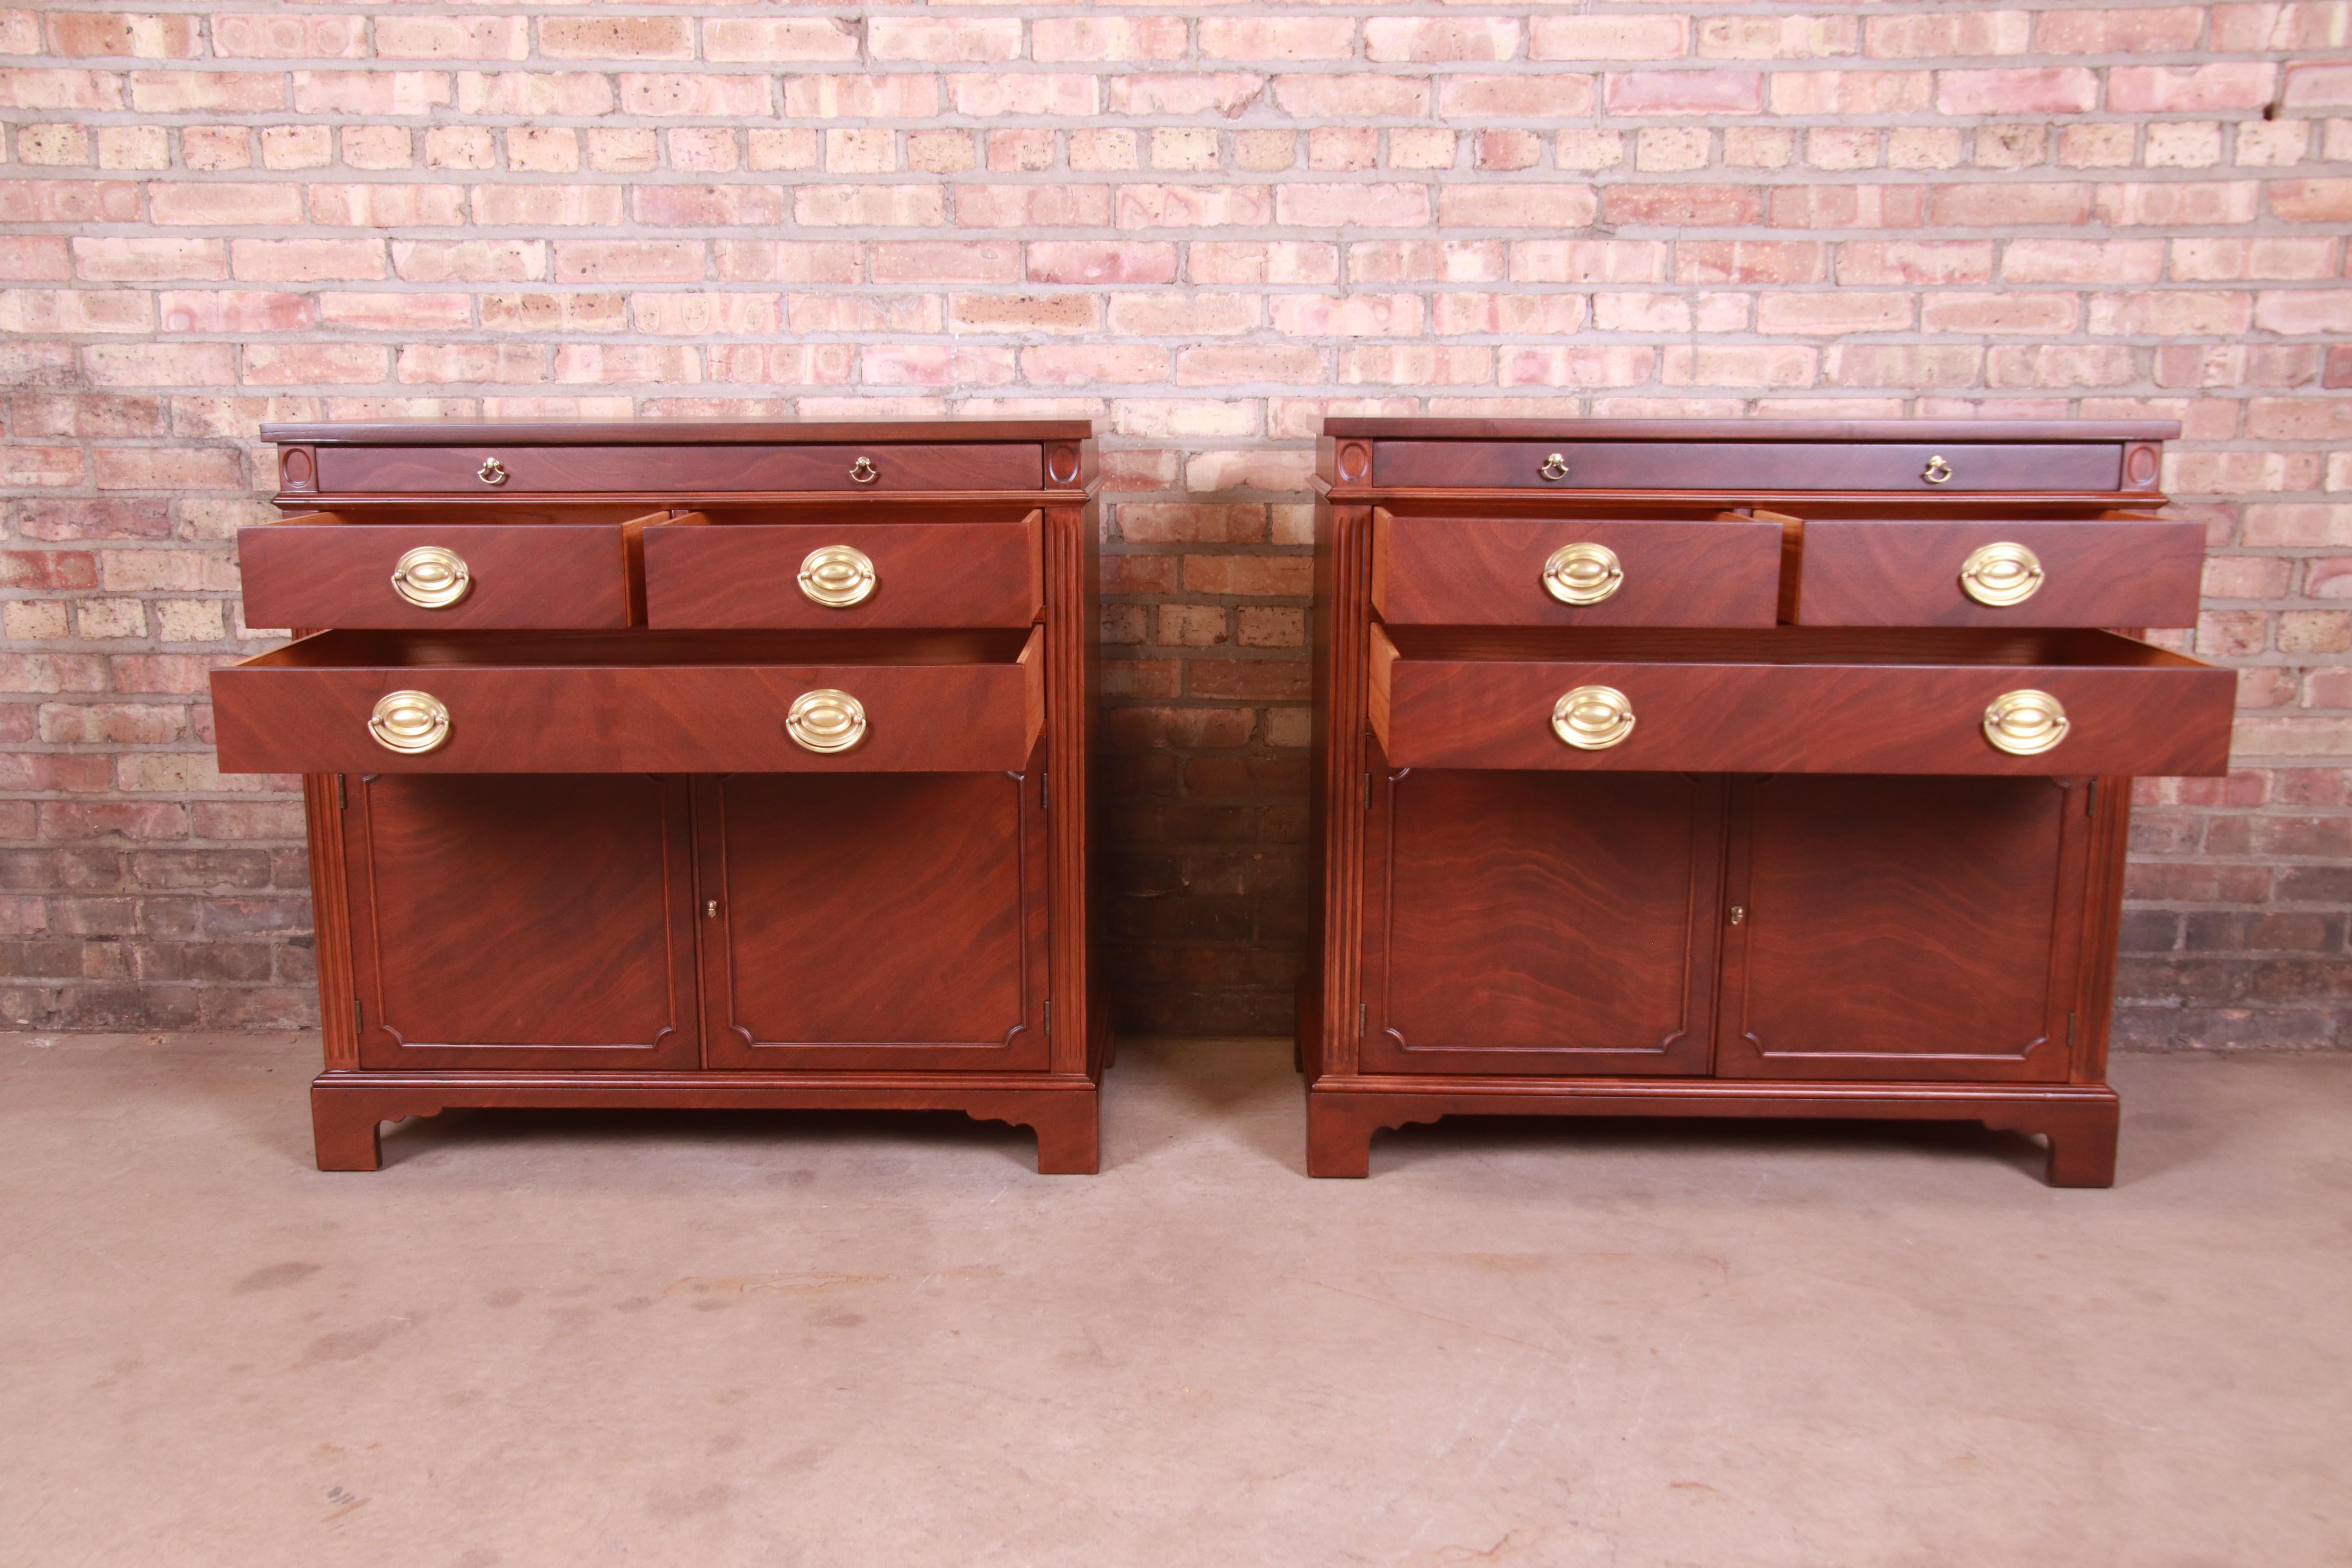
[
  {"x1": 1308, "y1": 419, "x2": 2230, "y2": 1186},
  {"x1": 220, "y1": 420, "x2": 1102, "y2": 1173}
]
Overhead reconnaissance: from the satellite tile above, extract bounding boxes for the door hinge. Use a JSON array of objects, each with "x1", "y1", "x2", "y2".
[
  {"x1": 1358, "y1": 1001, "x2": 1367, "y2": 1036},
  {"x1": 352, "y1": 997, "x2": 362, "y2": 1036},
  {"x1": 2067, "y1": 1011, "x2": 2078, "y2": 1045},
  {"x1": 1041, "y1": 771, "x2": 1049, "y2": 811},
  {"x1": 1362, "y1": 772, "x2": 1372, "y2": 809},
  {"x1": 336, "y1": 774, "x2": 347, "y2": 810},
  {"x1": 1043, "y1": 1000, "x2": 1052, "y2": 1034},
  {"x1": 2085, "y1": 779, "x2": 2097, "y2": 815}
]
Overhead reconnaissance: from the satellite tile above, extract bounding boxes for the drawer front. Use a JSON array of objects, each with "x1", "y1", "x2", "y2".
[
  {"x1": 314, "y1": 443, "x2": 1042, "y2": 495},
  {"x1": 240, "y1": 522, "x2": 633, "y2": 631},
  {"x1": 644, "y1": 516, "x2": 1041, "y2": 630},
  {"x1": 1372, "y1": 441, "x2": 2124, "y2": 493},
  {"x1": 1795, "y1": 519, "x2": 2205, "y2": 628},
  {"x1": 213, "y1": 631, "x2": 1043, "y2": 775},
  {"x1": 1373, "y1": 514, "x2": 1781, "y2": 628},
  {"x1": 1370, "y1": 644, "x2": 2233, "y2": 777}
]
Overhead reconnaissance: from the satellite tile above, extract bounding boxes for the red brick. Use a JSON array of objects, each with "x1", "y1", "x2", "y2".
[
  {"x1": 1601, "y1": 185, "x2": 1760, "y2": 227},
  {"x1": 1604, "y1": 70, "x2": 1762, "y2": 115}
]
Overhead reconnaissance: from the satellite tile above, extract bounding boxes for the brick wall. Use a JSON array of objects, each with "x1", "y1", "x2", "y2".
[{"x1": 0, "y1": 3, "x2": 2347, "y2": 1044}]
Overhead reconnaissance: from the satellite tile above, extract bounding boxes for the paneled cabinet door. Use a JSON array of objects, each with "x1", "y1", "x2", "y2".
[
  {"x1": 1713, "y1": 775, "x2": 2090, "y2": 1083},
  {"x1": 1359, "y1": 760, "x2": 1726, "y2": 1076},
  {"x1": 345, "y1": 773, "x2": 702, "y2": 1071},
  {"x1": 694, "y1": 757, "x2": 1052, "y2": 1073}
]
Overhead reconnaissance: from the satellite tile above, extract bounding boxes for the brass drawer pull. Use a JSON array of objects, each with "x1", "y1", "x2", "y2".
[
  {"x1": 798, "y1": 544, "x2": 877, "y2": 608},
  {"x1": 1541, "y1": 541, "x2": 1623, "y2": 606},
  {"x1": 1983, "y1": 689, "x2": 2068, "y2": 756},
  {"x1": 1539, "y1": 452, "x2": 1570, "y2": 481},
  {"x1": 390, "y1": 544, "x2": 472, "y2": 609},
  {"x1": 477, "y1": 456, "x2": 508, "y2": 486},
  {"x1": 1959, "y1": 541, "x2": 2043, "y2": 607},
  {"x1": 787, "y1": 688, "x2": 867, "y2": 753},
  {"x1": 368, "y1": 690, "x2": 450, "y2": 755},
  {"x1": 1922, "y1": 454, "x2": 1953, "y2": 485},
  {"x1": 849, "y1": 456, "x2": 878, "y2": 485},
  {"x1": 1552, "y1": 684, "x2": 1635, "y2": 750}
]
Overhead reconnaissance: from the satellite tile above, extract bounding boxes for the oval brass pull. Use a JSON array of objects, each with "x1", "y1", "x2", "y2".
[
  {"x1": 1541, "y1": 541, "x2": 1623, "y2": 606},
  {"x1": 787, "y1": 688, "x2": 867, "y2": 754},
  {"x1": 798, "y1": 544, "x2": 877, "y2": 608},
  {"x1": 1922, "y1": 454, "x2": 1953, "y2": 485},
  {"x1": 1539, "y1": 452, "x2": 1570, "y2": 482},
  {"x1": 1959, "y1": 541, "x2": 2043, "y2": 607},
  {"x1": 1552, "y1": 684, "x2": 1635, "y2": 750},
  {"x1": 390, "y1": 544, "x2": 472, "y2": 609},
  {"x1": 477, "y1": 456, "x2": 508, "y2": 486},
  {"x1": 368, "y1": 690, "x2": 450, "y2": 755},
  {"x1": 849, "y1": 456, "x2": 878, "y2": 485},
  {"x1": 1983, "y1": 689, "x2": 2068, "y2": 757}
]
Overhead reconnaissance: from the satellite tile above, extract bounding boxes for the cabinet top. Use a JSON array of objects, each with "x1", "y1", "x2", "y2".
[
  {"x1": 1322, "y1": 417, "x2": 2180, "y2": 443},
  {"x1": 260, "y1": 417, "x2": 1095, "y2": 446}
]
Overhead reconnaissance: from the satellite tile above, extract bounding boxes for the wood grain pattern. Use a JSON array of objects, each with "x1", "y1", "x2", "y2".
[
  {"x1": 1794, "y1": 517, "x2": 2206, "y2": 628},
  {"x1": 1324, "y1": 417, "x2": 2179, "y2": 443},
  {"x1": 266, "y1": 418, "x2": 1094, "y2": 446},
  {"x1": 697, "y1": 756, "x2": 1050, "y2": 1072},
  {"x1": 1370, "y1": 625, "x2": 2235, "y2": 777},
  {"x1": 1713, "y1": 775, "x2": 2086, "y2": 1082},
  {"x1": 644, "y1": 510, "x2": 1041, "y2": 629},
  {"x1": 318, "y1": 442, "x2": 1042, "y2": 495},
  {"x1": 1360, "y1": 763, "x2": 1723, "y2": 1075},
  {"x1": 241, "y1": 516, "x2": 648, "y2": 631},
  {"x1": 343, "y1": 773, "x2": 701, "y2": 1071},
  {"x1": 1374, "y1": 441, "x2": 2124, "y2": 493},
  {"x1": 213, "y1": 626, "x2": 1045, "y2": 774},
  {"x1": 1044, "y1": 500, "x2": 1102, "y2": 1076},
  {"x1": 1372, "y1": 511, "x2": 1782, "y2": 628},
  {"x1": 1308, "y1": 500, "x2": 1375, "y2": 1080}
]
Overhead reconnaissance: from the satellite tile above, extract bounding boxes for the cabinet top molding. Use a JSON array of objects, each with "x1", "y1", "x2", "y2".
[
  {"x1": 260, "y1": 418, "x2": 1096, "y2": 446},
  {"x1": 1321, "y1": 417, "x2": 2181, "y2": 443}
]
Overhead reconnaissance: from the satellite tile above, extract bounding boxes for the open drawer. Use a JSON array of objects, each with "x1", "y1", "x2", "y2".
[
  {"x1": 1372, "y1": 509, "x2": 1783, "y2": 628},
  {"x1": 212, "y1": 627, "x2": 1042, "y2": 774},
  {"x1": 643, "y1": 507, "x2": 1042, "y2": 630},
  {"x1": 1790, "y1": 512, "x2": 2206, "y2": 628},
  {"x1": 1369, "y1": 626, "x2": 2233, "y2": 776}
]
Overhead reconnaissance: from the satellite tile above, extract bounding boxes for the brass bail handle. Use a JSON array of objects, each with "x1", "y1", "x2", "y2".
[
  {"x1": 1542, "y1": 542, "x2": 1623, "y2": 606},
  {"x1": 1959, "y1": 541, "x2": 2043, "y2": 607},
  {"x1": 390, "y1": 544, "x2": 471, "y2": 609},
  {"x1": 368, "y1": 690, "x2": 451, "y2": 755},
  {"x1": 798, "y1": 544, "x2": 878, "y2": 608},
  {"x1": 1922, "y1": 454, "x2": 1953, "y2": 485},
  {"x1": 1983, "y1": 689, "x2": 2068, "y2": 757},
  {"x1": 477, "y1": 456, "x2": 508, "y2": 486},
  {"x1": 787, "y1": 688, "x2": 867, "y2": 754},
  {"x1": 1552, "y1": 685, "x2": 1635, "y2": 750},
  {"x1": 1539, "y1": 452, "x2": 1570, "y2": 481},
  {"x1": 849, "y1": 456, "x2": 878, "y2": 485}
]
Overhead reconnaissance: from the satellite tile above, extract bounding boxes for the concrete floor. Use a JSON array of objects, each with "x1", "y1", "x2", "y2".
[{"x1": 1, "y1": 1036, "x2": 2347, "y2": 1568}]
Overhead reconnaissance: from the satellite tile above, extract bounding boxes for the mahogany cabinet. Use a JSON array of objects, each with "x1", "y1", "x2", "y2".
[
  {"x1": 216, "y1": 421, "x2": 1103, "y2": 1173},
  {"x1": 1308, "y1": 419, "x2": 2232, "y2": 1185}
]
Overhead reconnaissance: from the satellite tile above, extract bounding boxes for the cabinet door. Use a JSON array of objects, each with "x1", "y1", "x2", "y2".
[
  {"x1": 1714, "y1": 775, "x2": 2089, "y2": 1082},
  {"x1": 344, "y1": 773, "x2": 701, "y2": 1071},
  {"x1": 1360, "y1": 760, "x2": 1724, "y2": 1076},
  {"x1": 695, "y1": 760, "x2": 1050, "y2": 1072}
]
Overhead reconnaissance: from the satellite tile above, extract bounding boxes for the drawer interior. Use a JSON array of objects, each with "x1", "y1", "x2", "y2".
[
  {"x1": 1376, "y1": 626, "x2": 2205, "y2": 671},
  {"x1": 241, "y1": 627, "x2": 1036, "y2": 671}
]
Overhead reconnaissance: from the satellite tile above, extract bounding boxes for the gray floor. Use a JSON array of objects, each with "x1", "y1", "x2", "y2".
[{"x1": 2, "y1": 1033, "x2": 2347, "y2": 1567}]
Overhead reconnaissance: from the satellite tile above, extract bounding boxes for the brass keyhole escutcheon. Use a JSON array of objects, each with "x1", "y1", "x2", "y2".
[
  {"x1": 1541, "y1": 541, "x2": 1623, "y2": 606},
  {"x1": 798, "y1": 544, "x2": 878, "y2": 608},
  {"x1": 1959, "y1": 541, "x2": 2043, "y2": 607},
  {"x1": 1922, "y1": 454, "x2": 1953, "y2": 485},
  {"x1": 368, "y1": 690, "x2": 451, "y2": 755},
  {"x1": 1728, "y1": 906, "x2": 1746, "y2": 927},
  {"x1": 1983, "y1": 689, "x2": 2068, "y2": 757},
  {"x1": 1539, "y1": 452, "x2": 1570, "y2": 481},
  {"x1": 787, "y1": 688, "x2": 867, "y2": 754},
  {"x1": 390, "y1": 544, "x2": 471, "y2": 609},
  {"x1": 477, "y1": 456, "x2": 508, "y2": 486},
  {"x1": 1551, "y1": 684, "x2": 1635, "y2": 750},
  {"x1": 849, "y1": 456, "x2": 878, "y2": 485}
]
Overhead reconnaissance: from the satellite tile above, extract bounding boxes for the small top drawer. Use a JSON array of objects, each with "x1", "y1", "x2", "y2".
[
  {"x1": 1373, "y1": 512, "x2": 1782, "y2": 628},
  {"x1": 1793, "y1": 516, "x2": 2205, "y2": 628},
  {"x1": 313, "y1": 443, "x2": 1042, "y2": 496},
  {"x1": 643, "y1": 510, "x2": 1042, "y2": 630},
  {"x1": 239, "y1": 511, "x2": 653, "y2": 631},
  {"x1": 1372, "y1": 441, "x2": 2125, "y2": 493}
]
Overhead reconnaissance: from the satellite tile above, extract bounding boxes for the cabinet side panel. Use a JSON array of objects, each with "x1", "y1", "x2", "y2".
[
  {"x1": 1045, "y1": 499, "x2": 1098, "y2": 1075},
  {"x1": 1312, "y1": 501, "x2": 1374, "y2": 1078},
  {"x1": 305, "y1": 773, "x2": 358, "y2": 1070}
]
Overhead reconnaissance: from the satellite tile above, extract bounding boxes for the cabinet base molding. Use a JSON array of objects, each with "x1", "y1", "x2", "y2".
[
  {"x1": 312, "y1": 1071, "x2": 1101, "y2": 1176},
  {"x1": 1305, "y1": 1078, "x2": 2118, "y2": 1187}
]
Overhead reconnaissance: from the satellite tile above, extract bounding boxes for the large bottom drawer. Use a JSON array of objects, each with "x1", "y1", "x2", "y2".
[
  {"x1": 1370, "y1": 626, "x2": 2232, "y2": 776},
  {"x1": 213, "y1": 627, "x2": 1042, "y2": 773}
]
